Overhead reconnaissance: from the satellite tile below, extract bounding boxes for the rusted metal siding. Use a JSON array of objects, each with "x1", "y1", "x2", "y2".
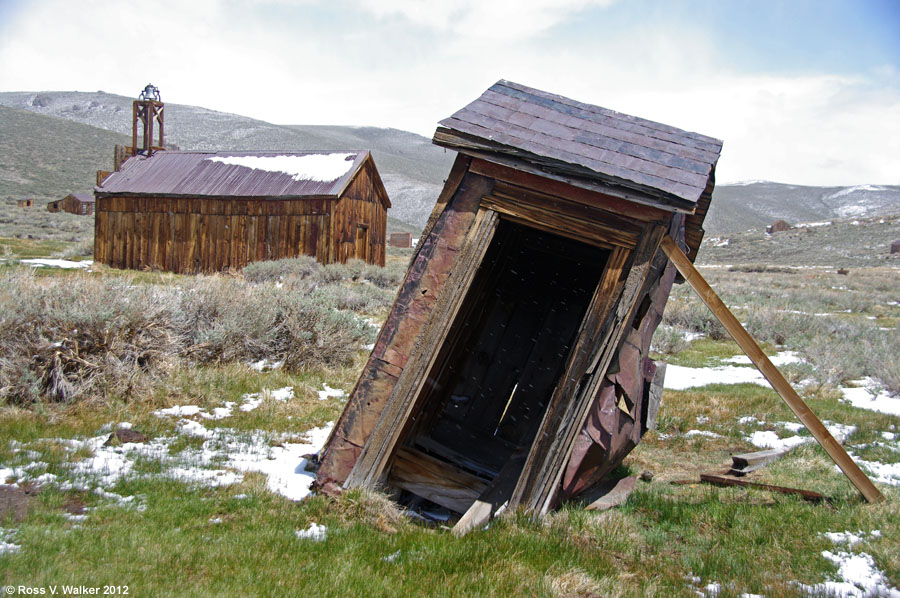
[{"x1": 436, "y1": 80, "x2": 722, "y2": 210}]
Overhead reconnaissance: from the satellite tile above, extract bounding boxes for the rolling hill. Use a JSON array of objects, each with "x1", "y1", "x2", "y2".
[{"x1": 1, "y1": 90, "x2": 898, "y2": 237}]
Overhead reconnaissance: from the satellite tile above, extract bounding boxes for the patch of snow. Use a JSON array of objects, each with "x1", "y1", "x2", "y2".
[
  {"x1": 792, "y1": 531, "x2": 900, "y2": 597},
  {"x1": 882, "y1": 432, "x2": 896, "y2": 441},
  {"x1": 65, "y1": 514, "x2": 88, "y2": 522},
  {"x1": 696, "y1": 415, "x2": 709, "y2": 424},
  {"x1": 665, "y1": 352, "x2": 802, "y2": 390},
  {"x1": 0, "y1": 527, "x2": 21, "y2": 554},
  {"x1": 823, "y1": 530, "x2": 880, "y2": 548},
  {"x1": 224, "y1": 424, "x2": 332, "y2": 501},
  {"x1": 20, "y1": 258, "x2": 92, "y2": 270},
  {"x1": 746, "y1": 422, "x2": 855, "y2": 450},
  {"x1": 207, "y1": 153, "x2": 355, "y2": 183},
  {"x1": 723, "y1": 351, "x2": 801, "y2": 367},
  {"x1": 247, "y1": 358, "x2": 284, "y2": 372},
  {"x1": 382, "y1": 550, "x2": 401, "y2": 563},
  {"x1": 795, "y1": 221, "x2": 832, "y2": 228},
  {"x1": 209, "y1": 517, "x2": 223, "y2": 524},
  {"x1": 815, "y1": 551, "x2": 900, "y2": 597},
  {"x1": 156, "y1": 405, "x2": 204, "y2": 417},
  {"x1": 318, "y1": 384, "x2": 345, "y2": 401},
  {"x1": 747, "y1": 431, "x2": 808, "y2": 450},
  {"x1": 177, "y1": 419, "x2": 216, "y2": 439},
  {"x1": 841, "y1": 379, "x2": 900, "y2": 416},
  {"x1": 295, "y1": 522, "x2": 327, "y2": 541},
  {"x1": 780, "y1": 422, "x2": 804, "y2": 433},
  {"x1": 664, "y1": 364, "x2": 769, "y2": 390},
  {"x1": 240, "y1": 386, "x2": 294, "y2": 412},
  {"x1": 738, "y1": 416, "x2": 762, "y2": 425},
  {"x1": 847, "y1": 455, "x2": 900, "y2": 487}
]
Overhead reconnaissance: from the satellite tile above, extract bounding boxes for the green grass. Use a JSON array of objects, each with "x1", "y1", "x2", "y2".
[
  {"x1": 2, "y1": 340, "x2": 898, "y2": 596},
  {"x1": 1, "y1": 255, "x2": 898, "y2": 595}
]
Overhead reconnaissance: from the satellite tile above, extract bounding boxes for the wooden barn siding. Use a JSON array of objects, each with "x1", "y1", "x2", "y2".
[
  {"x1": 94, "y1": 195, "x2": 334, "y2": 273},
  {"x1": 332, "y1": 159, "x2": 388, "y2": 266}
]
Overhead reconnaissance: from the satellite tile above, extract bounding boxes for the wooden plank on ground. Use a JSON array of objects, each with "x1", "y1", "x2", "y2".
[
  {"x1": 387, "y1": 447, "x2": 488, "y2": 514},
  {"x1": 453, "y1": 453, "x2": 526, "y2": 536},
  {"x1": 700, "y1": 474, "x2": 826, "y2": 503},
  {"x1": 660, "y1": 236, "x2": 883, "y2": 504}
]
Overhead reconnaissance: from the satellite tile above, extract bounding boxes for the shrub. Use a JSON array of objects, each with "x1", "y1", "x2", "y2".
[
  {"x1": 242, "y1": 256, "x2": 321, "y2": 283},
  {"x1": 650, "y1": 325, "x2": 691, "y2": 355},
  {"x1": 0, "y1": 269, "x2": 375, "y2": 406}
]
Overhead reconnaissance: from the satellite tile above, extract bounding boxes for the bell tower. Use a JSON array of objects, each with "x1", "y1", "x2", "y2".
[{"x1": 132, "y1": 84, "x2": 164, "y2": 156}]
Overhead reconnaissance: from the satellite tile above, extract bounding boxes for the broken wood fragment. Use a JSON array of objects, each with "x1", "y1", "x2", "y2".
[
  {"x1": 729, "y1": 447, "x2": 794, "y2": 476},
  {"x1": 699, "y1": 473, "x2": 826, "y2": 503}
]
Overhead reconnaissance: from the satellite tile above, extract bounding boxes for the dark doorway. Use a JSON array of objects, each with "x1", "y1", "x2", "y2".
[{"x1": 389, "y1": 220, "x2": 610, "y2": 511}]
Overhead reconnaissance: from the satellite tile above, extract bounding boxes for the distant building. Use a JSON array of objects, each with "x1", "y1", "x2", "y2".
[
  {"x1": 891, "y1": 240, "x2": 900, "y2": 254},
  {"x1": 766, "y1": 220, "x2": 790, "y2": 234},
  {"x1": 389, "y1": 232, "x2": 412, "y2": 248},
  {"x1": 48, "y1": 193, "x2": 95, "y2": 215},
  {"x1": 94, "y1": 150, "x2": 390, "y2": 273},
  {"x1": 16, "y1": 198, "x2": 34, "y2": 208}
]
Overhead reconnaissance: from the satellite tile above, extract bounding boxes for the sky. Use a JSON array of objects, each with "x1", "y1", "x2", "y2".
[{"x1": 0, "y1": 0, "x2": 898, "y2": 185}]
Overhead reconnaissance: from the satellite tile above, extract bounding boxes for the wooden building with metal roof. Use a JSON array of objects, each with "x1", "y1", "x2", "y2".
[
  {"x1": 48, "y1": 193, "x2": 95, "y2": 215},
  {"x1": 93, "y1": 149, "x2": 390, "y2": 273}
]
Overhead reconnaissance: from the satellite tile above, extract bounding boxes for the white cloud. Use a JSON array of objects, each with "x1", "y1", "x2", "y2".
[
  {"x1": 355, "y1": 0, "x2": 616, "y2": 40},
  {"x1": 0, "y1": 0, "x2": 897, "y2": 185}
]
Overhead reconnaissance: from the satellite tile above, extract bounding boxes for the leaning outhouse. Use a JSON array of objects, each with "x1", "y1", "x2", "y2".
[{"x1": 315, "y1": 81, "x2": 723, "y2": 524}]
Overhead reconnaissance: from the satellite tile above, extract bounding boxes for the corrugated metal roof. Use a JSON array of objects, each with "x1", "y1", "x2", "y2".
[
  {"x1": 70, "y1": 193, "x2": 94, "y2": 203},
  {"x1": 435, "y1": 80, "x2": 723, "y2": 206},
  {"x1": 95, "y1": 150, "x2": 369, "y2": 198}
]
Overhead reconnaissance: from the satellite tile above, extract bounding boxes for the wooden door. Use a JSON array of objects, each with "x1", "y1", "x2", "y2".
[{"x1": 356, "y1": 225, "x2": 368, "y2": 262}]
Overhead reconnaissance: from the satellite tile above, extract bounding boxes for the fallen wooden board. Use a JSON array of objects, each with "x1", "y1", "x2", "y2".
[
  {"x1": 730, "y1": 447, "x2": 794, "y2": 476},
  {"x1": 730, "y1": 431, "x2": 851, "y2": 476},
  {"x1": 699, "y1": 473, "x2": 826, "y2": 503},
  {"x1": 661, "y1": 235, "x2": 884, "y2": 504}
]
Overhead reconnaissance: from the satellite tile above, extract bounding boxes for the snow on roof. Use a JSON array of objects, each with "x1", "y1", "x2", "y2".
[{"x1": 206, "y1": 153, "x2": 356, "y2": 183}]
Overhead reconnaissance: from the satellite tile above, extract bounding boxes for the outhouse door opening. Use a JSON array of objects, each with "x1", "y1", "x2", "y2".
[{"x1": 387, "y1": 219, "x2": 610, "y2": 513}]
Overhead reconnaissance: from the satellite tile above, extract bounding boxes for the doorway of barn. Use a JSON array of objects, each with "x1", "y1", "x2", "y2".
[
  {"x1": 356, "y1": 225, "x2": 369, "y2": 262},
  {"x1": 385, "y1": 220, "x2": 610, "y2": 512}
]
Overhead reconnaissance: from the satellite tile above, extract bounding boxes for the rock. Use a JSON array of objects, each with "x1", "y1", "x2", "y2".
[
  {"x1": 104, "y1": 428, "x2": 150, "y2": 446},
  {"x1": 640, "y1": 470, "x2": 654, "y2": 482},
  {"x1": 0, "y1": 485, "x2": 35, "y2": 522}
]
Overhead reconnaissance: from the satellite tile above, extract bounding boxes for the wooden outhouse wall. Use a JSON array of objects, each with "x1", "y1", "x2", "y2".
[
  {"x1": 332, "y1": 159, "x2": 388, "y2": 266},
  {"x1": 315, "y1": 155, "x2": 676, "y2": 496},
  {"x1": 94, "y1": 195, "x2": 334, "y2": 273}
]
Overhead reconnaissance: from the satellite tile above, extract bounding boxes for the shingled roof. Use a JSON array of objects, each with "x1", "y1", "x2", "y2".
[
  {"x1": 434, "y1": 80, "x2": 722, "y2": 211},
  {"x1": 96, "y1": 150, "x2": 382, "y2": 202}
]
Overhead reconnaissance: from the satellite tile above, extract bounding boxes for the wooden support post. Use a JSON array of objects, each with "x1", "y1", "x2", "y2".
[{"x1": 660, "y1": 236, "x2": 884, "y2": 504}]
